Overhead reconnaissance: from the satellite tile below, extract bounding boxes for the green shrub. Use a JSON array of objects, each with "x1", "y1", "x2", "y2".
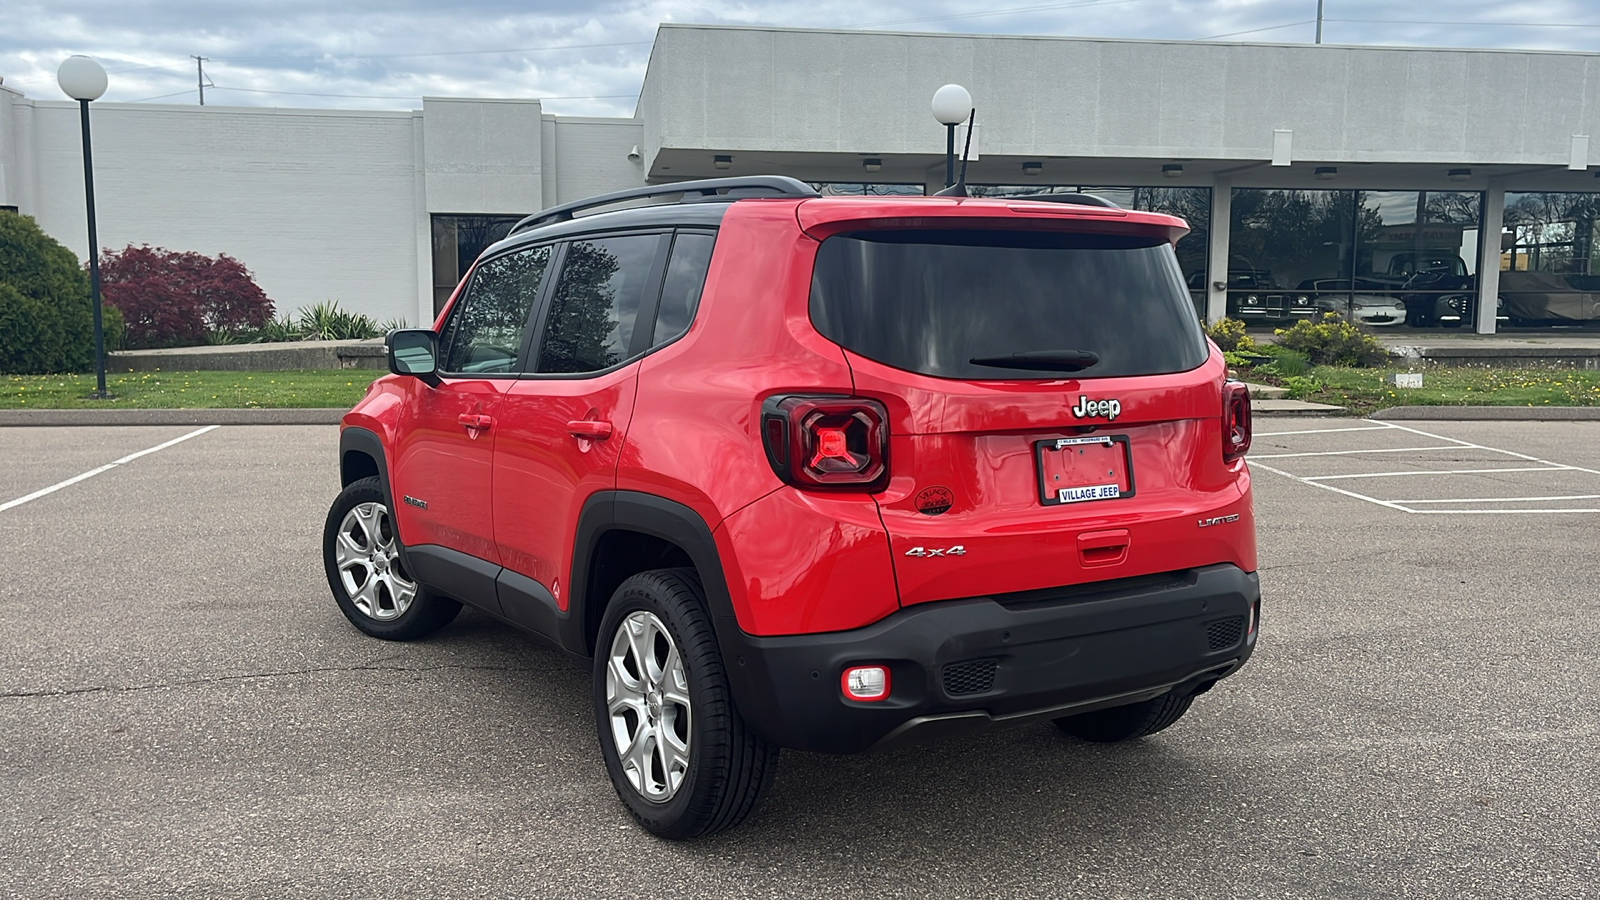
[
  {"x1": 1222, "y1": 350, "x2": 1256, "y2": 369},
  {"x1": 255, "y1": 316, "x2": 308, "y2": 343},
  {"x1": 1274, "y1": 314, "x2": 1391, "y2": 367},
  {"x1": 1256, "y1": 346, "x2": 1310, "y2": 377},
  {"x1": 1205, "y1": 317, "x2": 1256, "y2": 353},
  {"x1": 1282, "y1": 375, "x2": 1322, "y2": 399},
  {"x1": 298, "y1": 300, "x2": 380, "y2": 341},
  {"x1": 101, "y1": 303, "x2": 125, "y2": 352},
  {"x1": 0, "y1": 211, "x2": 95, "y2": 374}
]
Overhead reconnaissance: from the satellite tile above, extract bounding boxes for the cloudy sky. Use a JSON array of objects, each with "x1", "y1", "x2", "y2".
[{"x1": 2, "y1": 1, "x2": 1595, "y2": 117}]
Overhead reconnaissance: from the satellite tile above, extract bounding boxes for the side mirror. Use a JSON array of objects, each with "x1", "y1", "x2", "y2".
[{"x1": 387, "y1": 329, "x2": 440, "y2": 384}]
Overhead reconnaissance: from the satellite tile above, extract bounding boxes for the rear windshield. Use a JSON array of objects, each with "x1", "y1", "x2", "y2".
[{"x1": 809, "y1": 229, "x2": 1208, "y2": 380}]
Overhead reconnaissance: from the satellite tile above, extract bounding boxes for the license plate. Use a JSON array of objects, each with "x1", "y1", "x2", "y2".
[{"x1": 1035, "y1": 435, "x2": 1135, "y2": 506}]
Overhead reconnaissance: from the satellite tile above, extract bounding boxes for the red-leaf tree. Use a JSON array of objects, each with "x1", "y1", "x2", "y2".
[{"x1": 98, "y1": 245, "x2": 275, "y2": 348}]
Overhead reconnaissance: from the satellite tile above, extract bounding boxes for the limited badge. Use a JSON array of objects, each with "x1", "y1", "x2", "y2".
[{"x1": 915, "y1": 486, "x2": 954, "y2": 516}]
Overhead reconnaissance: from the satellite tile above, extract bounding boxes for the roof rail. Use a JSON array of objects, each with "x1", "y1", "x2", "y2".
[
  {"x1": 510, "y1": 176, "x2": 820, "y2": 234},
  {"x1": 996, "y1": 192, "x2": 1123, "y2": 210}
]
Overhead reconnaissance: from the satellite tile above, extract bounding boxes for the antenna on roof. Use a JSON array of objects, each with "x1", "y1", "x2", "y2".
[{"x1": 934, "y1": 108, "x2": 975, "y2": 198}]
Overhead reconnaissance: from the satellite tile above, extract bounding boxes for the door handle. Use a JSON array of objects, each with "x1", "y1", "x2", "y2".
[
  {"x1": 458, "y1": 413, "x2": 494, "y2": 430},
  {"x1": 567, "y1": 420, "x2": 614, "y2": 440}
]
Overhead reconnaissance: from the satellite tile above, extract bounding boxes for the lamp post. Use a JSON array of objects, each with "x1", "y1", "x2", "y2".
[
  {"x1": 57, "y1": 55, "x2": 109, "y2": 400},
  {"x1": 931, "y1": 84, "x2": 971, "y2": 189}
]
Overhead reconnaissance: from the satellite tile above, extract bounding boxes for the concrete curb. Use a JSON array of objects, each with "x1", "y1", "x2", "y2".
[
  {"x1": 1371, "y1": 406, "x2": 1600, "y2": 421},
  {"x1": 0, "y1": 409, "x2": 345, "y2": 426},
  {"x1": 1253, "y1": 399, "x2": 1347, "y2": 417}
]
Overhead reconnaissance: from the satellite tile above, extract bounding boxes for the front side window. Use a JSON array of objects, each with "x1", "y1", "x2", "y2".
[
  {"x1": 439, "y1": 244, "x2": 551, "y2": 374},
  {"x1": 810, "y1": 229, "x2": 1207, "y2": 380},
  {"x1": 536, "y1": 234, "x2": 662, "y2": 374}
]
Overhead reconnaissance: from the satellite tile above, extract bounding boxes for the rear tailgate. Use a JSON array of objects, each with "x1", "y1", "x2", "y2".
[
  {"x1": 802, "y1": 214, "x2": 1255, "y2": 607},
  {"x1": 852, "y1": 353, "x2": 1252, "y2": 606}
]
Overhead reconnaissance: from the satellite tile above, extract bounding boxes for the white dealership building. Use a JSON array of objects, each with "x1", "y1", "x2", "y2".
[{"x1": 3, "y1": 24, "x2": 1599, "y2": 332}]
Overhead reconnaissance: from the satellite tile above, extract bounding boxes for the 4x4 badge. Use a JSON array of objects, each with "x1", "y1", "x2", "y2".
[
  {"x1": 1071, "y1": 395, "x2": 1122, "y2": 421},
  {"x1": 905, "y1": 545, "x2": 966, "y2": 558}
]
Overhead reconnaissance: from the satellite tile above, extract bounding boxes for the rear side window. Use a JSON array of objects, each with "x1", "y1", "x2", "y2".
[
  {"x1": 809, "y1": 229, "x2": 1207, "y2": 380},
  {"x1": 536, "y1": 234, "x2": 662, "y2": 374},
  {"x1": 439, "y1": 244, "x2": 551, "y2": 374},
  {"x1": 652, "y1": 231, "x2": 715, "y2": 346}
]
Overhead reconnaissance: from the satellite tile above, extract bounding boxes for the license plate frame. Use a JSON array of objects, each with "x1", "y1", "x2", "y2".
[{"x1": 1034, "y1": 434, "x2": 1136, "y2": 507}]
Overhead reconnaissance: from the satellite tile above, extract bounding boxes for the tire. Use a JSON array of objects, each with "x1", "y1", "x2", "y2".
[
  {"x1": 1053, "y1": 690, "x2": 1195, "y2": 743},
  {"x1": 593, "y1": 568, "x2": 778, "y2": 839},
  {"x1": 322, "y1": 476, "x2": 461, "y2": 641}
]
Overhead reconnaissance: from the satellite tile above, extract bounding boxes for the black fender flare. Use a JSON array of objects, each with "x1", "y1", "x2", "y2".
[
  {"x1": 339, "y1": 427, "x2": 391, "y2": 495},
  {"x1": 567, "y1": 491, "x2": 740, "y2": 657},
  {"x1": 337, "y1": 427, "x2": 413, "y2": 570}
]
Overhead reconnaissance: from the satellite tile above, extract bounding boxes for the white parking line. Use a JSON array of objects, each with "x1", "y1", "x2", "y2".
[
  {"x1": 1251, "y1": 421, "x2": 1600, "y2": 515},
  {"x1": 1400, "y1": 507, "x2": 1600, "y2": 514},
  {"x1": 0, "y1": 426, "x2": 220, "y2": 513},
  {"x1": 1249, "y1": 461, "x2": 1415, "y2": 512},
  {"x1": 1397, "y1": 494, "x2": 1600, "y2": 504},
  {"x1": 1305, "y1": 467, "x2": 1575, "y2": 482},
  {"x1": 1251, "y1": 445, "x2": 1473, "y2": 459},
  {"x1": 1255, "y1": 425, "x2": 1395, "y2": 437},
  {"x1": 1379, "y1": 421, "x2": 1600, "y2": 476}
]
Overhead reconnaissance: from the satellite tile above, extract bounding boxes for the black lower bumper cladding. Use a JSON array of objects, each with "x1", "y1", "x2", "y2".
[{"x1": 716, "y1": 564, "x2": 1260, "y2": 753}]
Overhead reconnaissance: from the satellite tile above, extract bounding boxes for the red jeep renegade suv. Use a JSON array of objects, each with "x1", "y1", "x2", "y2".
[{"x1": 323, "y1": 176, "x2": 1259, "y2": 839}]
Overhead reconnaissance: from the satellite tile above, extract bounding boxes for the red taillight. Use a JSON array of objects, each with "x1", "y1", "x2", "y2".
[
  {"x1": 1222, "y1": 381, "x2": 1252, "y2": 463},
  {"x1": 761, "y1": 395, "x2": 888, "y2": 490}
]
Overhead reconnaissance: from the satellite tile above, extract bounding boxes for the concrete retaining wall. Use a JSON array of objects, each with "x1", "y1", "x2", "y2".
[{"x1": 109, "y1": 340, "x2": 386, "y2": 372}]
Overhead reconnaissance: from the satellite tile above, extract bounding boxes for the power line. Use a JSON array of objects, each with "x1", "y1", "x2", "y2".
[
  {"x1": 1201, "y1": 20, "x2": 1316, "y2": 40},
  {"x1": 126, "y1": 89, "x2": 199, "y2": 103},
  {"x1": 1326, "y1": 18, "x2": 1600, "y2": 28}
]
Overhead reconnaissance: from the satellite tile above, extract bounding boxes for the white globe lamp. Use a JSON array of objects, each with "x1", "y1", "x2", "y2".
[
  {"x1": 931, "y1": 84, "x2": 972, "y2": 188},
  {"x1": 57, "y1": 55, "x2": 108, "y2": 101}
]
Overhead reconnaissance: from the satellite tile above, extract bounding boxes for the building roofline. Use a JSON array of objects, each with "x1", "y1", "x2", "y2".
[{"x1": 654, "y1": 21, "x2": 1600, "y2": 60}]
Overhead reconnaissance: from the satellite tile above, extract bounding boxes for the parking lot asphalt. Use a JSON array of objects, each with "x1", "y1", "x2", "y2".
[{"x1": 2, "y1": 421, "x2": 1596, "y2": 899}]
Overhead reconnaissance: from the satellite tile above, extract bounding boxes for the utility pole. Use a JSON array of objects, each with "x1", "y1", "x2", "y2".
[
  {"x1": 1316, "y1": 0, "x2": 1324, "y2": 44},
  {"x1": 193, "y1": 56, "x2": 208, "y2": 105}
]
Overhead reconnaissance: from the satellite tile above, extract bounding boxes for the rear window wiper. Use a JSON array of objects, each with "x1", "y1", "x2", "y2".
[{"x1": 969, "y1": 350, "x2": 1100, "y2": 372}]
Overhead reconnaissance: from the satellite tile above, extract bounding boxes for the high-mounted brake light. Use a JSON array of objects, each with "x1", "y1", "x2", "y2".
[
  {"x1": 760, "y1": 395, "x2": 888, "y2": 490},
  {"x1": 1222, "y1": 381, "x2": 1252, "y2": 463}
]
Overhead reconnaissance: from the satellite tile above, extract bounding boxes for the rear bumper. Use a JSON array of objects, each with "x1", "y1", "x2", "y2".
[{"x1": 716, "y1": 564, "x2": 1259, "y2": 753}]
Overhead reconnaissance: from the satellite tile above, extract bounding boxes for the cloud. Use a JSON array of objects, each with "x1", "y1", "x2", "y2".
[{"x1": 2, "y1": 0, "x2": 1593, "y2": 116}]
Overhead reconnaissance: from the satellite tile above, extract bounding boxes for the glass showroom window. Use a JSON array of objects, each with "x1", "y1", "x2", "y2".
[
  {"x1": 431, "y1": 214, "x2": 525, "y2": 316},
  {"x1": 1229, "y1": 189, "x2": 1482, "y2": 330},
  {"x1": 971, "y1": 185, "x2": 1211, "y2": 319},
  {"x1": 1502, "y1": 193, "x2": 1600, "y2": 327},
  {"x1": 811, "y1": 183, "x2": 925, "y2": 196}
]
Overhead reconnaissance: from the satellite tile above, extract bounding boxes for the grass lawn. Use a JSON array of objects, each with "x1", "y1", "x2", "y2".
[
  {"x1": 1253, "y1": 366, "x2": 1600, "y2": 415},
  {"x1": 2, "y1": 370, "x2": 385, "y2": 409}
]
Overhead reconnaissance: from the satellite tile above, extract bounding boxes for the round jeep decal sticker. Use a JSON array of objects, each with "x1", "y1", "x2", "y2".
[{"x1": 915, "y1": 486, "x2": 954, "y2": 516}]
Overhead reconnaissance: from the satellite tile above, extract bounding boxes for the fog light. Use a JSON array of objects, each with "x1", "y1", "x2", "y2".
[
  {"x1": 841, "y1": 666, "x2": 890, "y2": 701},
  {"x1": 1247, "y1": 602, "x2": 1259, "y2": 641}
]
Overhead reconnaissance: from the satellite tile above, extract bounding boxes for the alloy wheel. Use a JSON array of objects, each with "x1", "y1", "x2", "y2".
[
  {"x1": 333, "y1": 501, "x2": 417, "y2": 621},
  {"x1": 605, "y1": 610, "x2": 692, "y2": 802}
]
